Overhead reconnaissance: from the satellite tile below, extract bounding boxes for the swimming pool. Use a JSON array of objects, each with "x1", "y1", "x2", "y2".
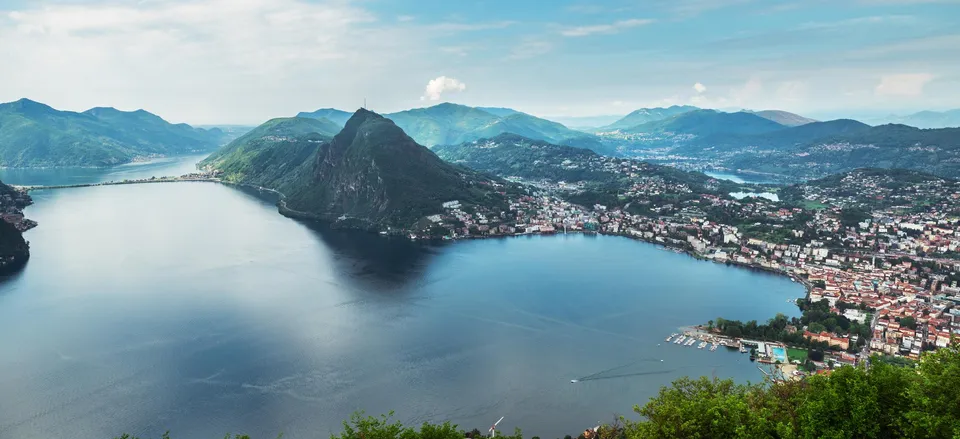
[{"x1": 772, "y1": 346, "x2": 787, "y2": 363}]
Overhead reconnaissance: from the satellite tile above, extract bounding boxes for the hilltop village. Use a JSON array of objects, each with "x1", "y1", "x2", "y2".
[{"x1": 414, "y1": 161, "x2": 960, "y2": 368}]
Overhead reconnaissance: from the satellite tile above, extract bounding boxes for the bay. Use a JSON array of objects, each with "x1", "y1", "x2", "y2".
[{"x1": 0, "y1": 156, "x2": 804, "y2": 439}]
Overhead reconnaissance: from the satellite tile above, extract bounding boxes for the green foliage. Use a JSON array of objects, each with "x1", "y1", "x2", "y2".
[
  {"x1": 0, "y1": 98, "x2": 224, "y2": 167},
  {"x1": 199, "y1": 117, "x2": 340, "y2": 188},
  {"x1": 624, "y1": 376, "x2": 785, "y2": 439},
  {"x1": 899, "y1": 316, "x2": 917, "y2": 330},
  {"x1": 626, "y1": 344, "x2": 960, "y2": 438}
]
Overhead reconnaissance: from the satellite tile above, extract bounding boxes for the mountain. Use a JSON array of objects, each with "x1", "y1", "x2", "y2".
[
  {"x1": 383, "y1": 103, "x2": 601, "y2": 150},
  {"x1": 204, "y1": 109, "x2": 518, "y2": 232},
  {"x1": 866, "y1": 109, "x2": 960, "y2": 129},
  {"x1": 748, "y1": 110, "x2": 817, "y2": 127},
  {"x1": 199, "y1": 117, "x2": 341, "y2": 187},
  {"x1": 676, "y1": 119, "x2": 872, "y2": 154},
  {"x1": 195, "y1": 125, "x2": 255, "y2": 143},
  {"x1": 296, "y1": 108, "x2": 353, "y2": 126},
  {"x1": 434, "y1": 133, "x2": 615, "y2": 183},
  {"x1": 0, "y1": 98, "x2": 225, "y2": 167},
  {"x1": 727, "y1": 124, "x2": 960, "y2": 179},
  {"x1": 545, "y1": 114, "x2": 624, "y2": 130},
  {"x1": 626, "y1": 109, "x2": 786, "y2": 136},
  {"x1": 433, "y1": 133, "x2": 740, "y2": 199},
  {"x1": 599, "y1": 105, "x2": 699, "y2": 131},
  {"x1": 474, "y1": 107, "x2": 520, "y2": 117}
]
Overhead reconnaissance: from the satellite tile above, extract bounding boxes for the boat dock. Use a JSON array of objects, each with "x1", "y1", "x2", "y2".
[{"x1": 662, "y1": 331, "x2": 783, "y2": 362}]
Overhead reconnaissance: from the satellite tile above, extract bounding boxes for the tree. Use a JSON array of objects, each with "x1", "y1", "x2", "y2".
[
  {"x1": 901, "y1": 343, "x2": 960, "y2": 438},
  {"x1": 624, "y1": 376, "x2": 777, "y2": 439},
  {"x1": 808, "y1": 322, "x2": 826, "y2": 334},
  {"x1": 900, "y1": 316, "x2": 917, "y2": 330}
]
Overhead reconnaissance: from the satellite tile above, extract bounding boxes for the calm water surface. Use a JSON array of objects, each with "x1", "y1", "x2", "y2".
[
  {"x1": 704, "y1": 171, "x2": 777, "y2": 185},
  {"x1": 0, "y1": 157, "x2": 804, "y2": 439}
]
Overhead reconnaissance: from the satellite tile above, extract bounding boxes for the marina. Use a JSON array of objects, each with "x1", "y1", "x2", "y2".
[{"x1": 661, "y1": 329, "x2": 799, "y2": 373}]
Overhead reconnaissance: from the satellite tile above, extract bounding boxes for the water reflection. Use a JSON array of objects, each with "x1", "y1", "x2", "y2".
[{"x1": 301, "y1": 221, "x2": 438, "y2": 292}]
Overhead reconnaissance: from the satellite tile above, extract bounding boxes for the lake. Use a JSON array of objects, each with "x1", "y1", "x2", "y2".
[
  {"x1": 704, "y1": 171, "x2": 778, "y2": 185},
  {"x1": 0, "y1": 156, "x2": 804, "y2": 439}
]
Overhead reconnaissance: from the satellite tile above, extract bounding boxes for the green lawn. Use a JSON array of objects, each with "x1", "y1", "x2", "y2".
[
  {"x1": 801, "y1": 200, "x2": 828, "y2": 210},
  {"x1": 787, "y1": 347, "x2": 808, "y2": 363}
]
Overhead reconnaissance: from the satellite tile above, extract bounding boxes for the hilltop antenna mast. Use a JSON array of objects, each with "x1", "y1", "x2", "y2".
[{"x1": 364, "y1": 98, "x2": 367, "y2": 109}]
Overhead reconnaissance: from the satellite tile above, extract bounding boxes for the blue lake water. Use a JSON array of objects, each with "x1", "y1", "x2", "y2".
[
  {"x1": 0, "y1": 156, "x2": 804, "y2": 439},
  {"x1": 705, "y1": 171, "x2": 778, "y2": 185}
]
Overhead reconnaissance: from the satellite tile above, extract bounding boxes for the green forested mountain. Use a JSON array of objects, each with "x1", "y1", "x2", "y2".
[
  {"x1": 199, "y1": 117, "x2": 340, "y2": 188},
  {"x1": 203, "y1": 109, "x2": 517, "y2": 231},
  {"x1": 626, "y1": 109, "x2": 786, "y2": 136},
  {"x1": 295, "y1": 108, "x2": 354, "y2": 126},
  {"x1": 748, "y1": 110, "x2": 817, "y2": 126},
  {"x1": 599, "y1": 105, "x2": 699, "y2": 131},
  {"x1": 474, "y1": 107, "x2": 520, "y2": 117},
  {"x1": 383, "y1": 103, "x2": 600, "y2": 149},
  {"x1": 674, "y1": 119, "x2": 872, "y2": 154},
  {"x1": 433, "y1": 133, "x2": 744, "y2": 207},
  {"x1": 727, "y1": 124, "x2": 960, "y2": 178},
  {"x1": 0, "y1": 98, "x2": 225, "y2": 167},
  {"x1": 434, "y1": 133, "x2": 617, "y2": 183},
  {"x1": 280, "y1": 109, "x2": 514, "y2": 228}
]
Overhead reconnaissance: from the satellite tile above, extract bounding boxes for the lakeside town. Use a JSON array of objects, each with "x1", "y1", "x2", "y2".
[
  {"x1": 6, "y1": 163, "x2": 957, "y2": 375},
  {"x1": 416, "y1": 163, "x2": 960, "y2": 373}
]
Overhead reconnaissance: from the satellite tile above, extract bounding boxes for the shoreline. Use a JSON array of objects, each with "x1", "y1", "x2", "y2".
[
  {"x1": 21, "y1": 176, "x2": 814, "y2": 305},
  {"x1": 222, "y1": 179, "x2": 814, "y2": 305}
]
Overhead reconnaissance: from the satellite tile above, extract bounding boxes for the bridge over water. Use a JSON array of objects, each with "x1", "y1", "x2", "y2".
[{"x1": 13, "y1": 176, "x2": 222, "y2": 192}]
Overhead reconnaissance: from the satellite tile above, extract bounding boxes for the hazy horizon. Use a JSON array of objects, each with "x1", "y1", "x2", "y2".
[{"x1": 2, "y1": 0, "x2": 959, "y2": 125}]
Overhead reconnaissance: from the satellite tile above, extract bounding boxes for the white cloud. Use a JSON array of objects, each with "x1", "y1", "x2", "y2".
[
  {"x1": 421, "y1": 76, "x2": 467, "y2": 101},
  {"x1": 560, "y1": 18, "x2": 654, "y2": 37},
  {"x1": 875, "y1": 73, "x2": 934, "y2": 97},
  {"x1": 693, "y1": 82, "x2": 706, "y2": 93}
]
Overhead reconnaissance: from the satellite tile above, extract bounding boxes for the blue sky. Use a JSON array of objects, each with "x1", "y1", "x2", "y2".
[{"x1": 1, "y1": 0, "x2": 958, "y2": 124}]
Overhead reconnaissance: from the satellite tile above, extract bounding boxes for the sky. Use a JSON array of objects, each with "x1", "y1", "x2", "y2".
[{"x1": 1, "y1": 0, "x2": 959, "y2": 125}]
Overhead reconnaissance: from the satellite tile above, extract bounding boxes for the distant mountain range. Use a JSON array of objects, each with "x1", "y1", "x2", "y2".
[
  {"x1": 598, "y1": 105, "x2": 699, "y2": 131},
  {"x1": 0, "y1": 98, "x2": 228, "y2": 167},
  {"x1": 297, "y1": 103, "x2": 608, "y2": 153},
  {"x1": 544, "y1": 114, "x2": 624, "y2": 129},
  {"x1": 865, "y1": 109, "x2": 960, "y2": 129},
  {"x1": 204, "y1": 109, "x2": 519, "y2": 232},
  {"x1": 671, "y1": 118, "x2": 872, "y2": 154},
  {"x1": 295, "y1": 108, "x2": 353, "y2": 126},
  {"x1": 747, "y1": 110, "x2": 817, "y2": 127},
  {"x1": 726, "y1": 124, "x2": 960, "y2": 179},
  {"x1": 626, "y1": 109, "x2": 786, "y2": 137}
]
